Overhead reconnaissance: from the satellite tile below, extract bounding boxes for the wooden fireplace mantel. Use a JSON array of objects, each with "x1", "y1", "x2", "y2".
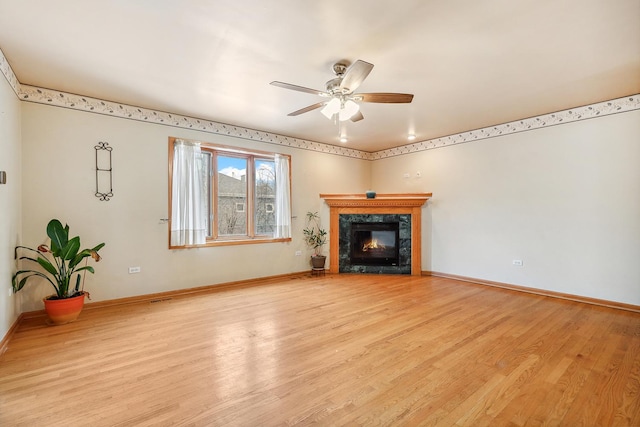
[
  {"x1": 320, "y1": 193, "x2": 432, "y2": 208},
  {"x1": 320, "y1": 193, "x2": 432, "y2": 275}
]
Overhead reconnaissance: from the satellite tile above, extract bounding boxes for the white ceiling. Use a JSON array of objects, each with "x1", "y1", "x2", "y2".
[{"x1": 1, "y1": 0, "x2": 638, "y2": 152}]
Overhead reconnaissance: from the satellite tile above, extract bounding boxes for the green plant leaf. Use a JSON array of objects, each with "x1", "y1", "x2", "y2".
[
  {"x1": 36, "y1": 257, "x2": 58, "y2": 275},
  {"x1": 92, "y1": 242, "x2": 106, "y2": 252},
  {"x1": 47, "y1": 219, "x2": 67, "y2": 255},
  {"x1": 61, "y1": 236, "x2": 81, "y2": 261},
  {"x1": 18, "y1": 255, "x2": 42, "y2": 264},
  {"x1": 12, "y1": 270, "x2": 59, "y2": 294},
  {"x1": 69, "y1": 251, "x2": 89, "y2": 269},
  {"x1": 69, "y1": 243, "x2": 105, "y2": 268},
  {"x1": 13, "y1": 276, "x2": 29, "y2": 292},
  {"x1": 75, "y1": 266, "x2": 95, "y2": 274}
]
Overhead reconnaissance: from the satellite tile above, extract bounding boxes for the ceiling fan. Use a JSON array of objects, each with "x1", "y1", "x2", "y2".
[{"x1": 270, "y1": 60, "x2": 414, "y2": 122}]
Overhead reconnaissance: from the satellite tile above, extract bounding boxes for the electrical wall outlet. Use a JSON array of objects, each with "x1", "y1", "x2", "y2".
[
  {"x1": 128, "y1": 266, "x2": 141, "y2": 274},
  {"x1": 512, "y1": 259, "x2": 523, "y2": 267},
  {"x1": 295, "y1": 250, "x2": 302, "y2": 256}
]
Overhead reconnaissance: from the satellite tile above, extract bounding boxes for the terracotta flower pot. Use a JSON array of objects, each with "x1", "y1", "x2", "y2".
[{"x1": 43, "y1": 292, "x2": 87, "y2": 325}]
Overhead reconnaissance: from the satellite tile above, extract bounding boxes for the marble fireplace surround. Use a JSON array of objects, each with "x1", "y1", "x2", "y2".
[{"x1": 320, "y1": 193, "x2": 432, "y2": 275}]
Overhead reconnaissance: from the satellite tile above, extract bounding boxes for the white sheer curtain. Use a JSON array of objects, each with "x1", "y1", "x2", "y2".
[
  {"x1": 171, "y1": 140, "x2": 208, "y2": 246},
  {"x1": 274, "y1": 154, "x2": 291, "y2": 238}
]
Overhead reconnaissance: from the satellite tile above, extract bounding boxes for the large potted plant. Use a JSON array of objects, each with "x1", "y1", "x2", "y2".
[
  {"x1": 303, "y1": 211, "x2": 328, "y2": 269},
  {"x1": 12, "y1": 219, "x2": 105, "y2": 325}
]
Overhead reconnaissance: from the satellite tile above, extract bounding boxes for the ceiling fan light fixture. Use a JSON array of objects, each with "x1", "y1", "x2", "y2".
[
  {"x1": 339, "y1": 99, "x2": 360, "y2": 121},
  {"x1": 273, "y1": 59, "x2": 414, "y2": 124},
  {"x1": 321, "y1": 98, "x2": 341, "y2": 119}
]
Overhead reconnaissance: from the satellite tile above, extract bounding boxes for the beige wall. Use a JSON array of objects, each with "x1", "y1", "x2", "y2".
[
  {"x1": 0, "y1": 76, "x2": 21, "y2": 339},
  {"x1": 5, "y1": 94, "x2": 640, "y2": 334},
  {"x1": 372, "y1": 110, "x2": 640, "y2": 305},
  {"x1": 18, "y1": 103, "x2": 369, "y2": 311}
]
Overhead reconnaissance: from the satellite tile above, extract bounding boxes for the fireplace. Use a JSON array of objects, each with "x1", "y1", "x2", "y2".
[
  {"x1": 321, "y1": 193, "x2": 432, "y2": 275},
  {"x1": 338, "y1": 214, "x2": 411, "y2": 274},
  {"x1": 350, "y1": 222, "x2": 400, "y2": 266}
]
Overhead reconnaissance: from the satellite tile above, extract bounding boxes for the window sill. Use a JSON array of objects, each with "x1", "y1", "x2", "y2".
[{"x1": 170, "y1": 237, "x2": 291, "y2": 249}]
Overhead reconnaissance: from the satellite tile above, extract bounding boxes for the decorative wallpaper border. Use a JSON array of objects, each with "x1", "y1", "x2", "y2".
[
  {"x1": 2, "y1": 46, "x2": 638, "y2": 161},
  {"x1": 17, "y1": 84, "x2": 370, "y2": 159},
  {"x1": 370, "y1": 95, "x2": 640, "y2": 160},
  {"x1": 0, "y1": 47, "x2": 20, "y2": 97}
]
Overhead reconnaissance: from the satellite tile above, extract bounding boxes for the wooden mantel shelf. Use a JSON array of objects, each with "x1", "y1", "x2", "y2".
[
  {"x1": 320, "y1": 193, "x2": 432, "y2": 208},
  {"x1": 320, "y1": 193, "x2": 432, "y2": 275}
]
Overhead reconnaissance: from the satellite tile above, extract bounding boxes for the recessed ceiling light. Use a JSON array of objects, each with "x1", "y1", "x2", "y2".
[
  {"x1": 339, "y1": 137, "x2": 348, "y2": 143},
  {"x1": 408, "y1": 134, "x2": 416, "y2": 141}
]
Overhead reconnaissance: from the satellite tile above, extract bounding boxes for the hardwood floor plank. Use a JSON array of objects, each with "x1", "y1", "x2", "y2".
[{"x1": 1, "y1": 275, "x2": 639, "y2": 426}]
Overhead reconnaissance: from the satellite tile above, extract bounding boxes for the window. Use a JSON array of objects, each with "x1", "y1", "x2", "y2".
[{"x1": 169, "y1": 137, "x2": 291, "y2": 248}]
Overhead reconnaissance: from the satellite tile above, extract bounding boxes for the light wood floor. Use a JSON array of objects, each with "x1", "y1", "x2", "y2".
[{"x1": 1, "y1": 275, "x2": 639, "y2": 426}]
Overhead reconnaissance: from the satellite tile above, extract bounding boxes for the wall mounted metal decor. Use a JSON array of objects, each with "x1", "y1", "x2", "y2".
[{"x1": 95, "y1": 141, "x2": 113, "y2": 201}]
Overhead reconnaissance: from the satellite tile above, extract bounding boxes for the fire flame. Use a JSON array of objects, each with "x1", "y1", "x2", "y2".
[{"x1": 363, "y1": 239, "x2": 386, "y2": 251}]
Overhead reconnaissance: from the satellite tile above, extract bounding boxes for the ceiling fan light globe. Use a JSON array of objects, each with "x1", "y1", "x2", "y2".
[
  {"x1": 320, "y1": 109, "x2": 334, "y2": 120},
  {"x1": 339, "y1": 100, "x2": 360, "y2": 121},
  {"x1": 321, "y1": 98, "x2": 341, "y2": 119},
  {"x1": 338, "y1": 111, "x2": 351, "y2": 121}
]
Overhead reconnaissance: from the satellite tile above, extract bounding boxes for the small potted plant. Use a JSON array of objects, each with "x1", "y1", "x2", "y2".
[
  {"x1": 12, "y1": 219, "x2": 105, "y2": 325},
  {"x1": 303, "y1": 211, "x2": 328, "y2": 269}
]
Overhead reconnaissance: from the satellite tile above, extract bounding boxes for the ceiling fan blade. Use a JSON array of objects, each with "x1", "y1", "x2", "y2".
[
  {"x1": 339, "y1": 60, "x2": 374, "y2": 93},
  {"x1": 270, "y1": 81, "x2": 327, "y2": 97},
  {"x1": 357, "y1": 93, "x2": 414, "y2": 103},
  {"x1": 287, "y1": 102, "x2": 326, "y2": 116},
  {"x1": 350, "y1": 111, "x2": 364, "y2": 122}
]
